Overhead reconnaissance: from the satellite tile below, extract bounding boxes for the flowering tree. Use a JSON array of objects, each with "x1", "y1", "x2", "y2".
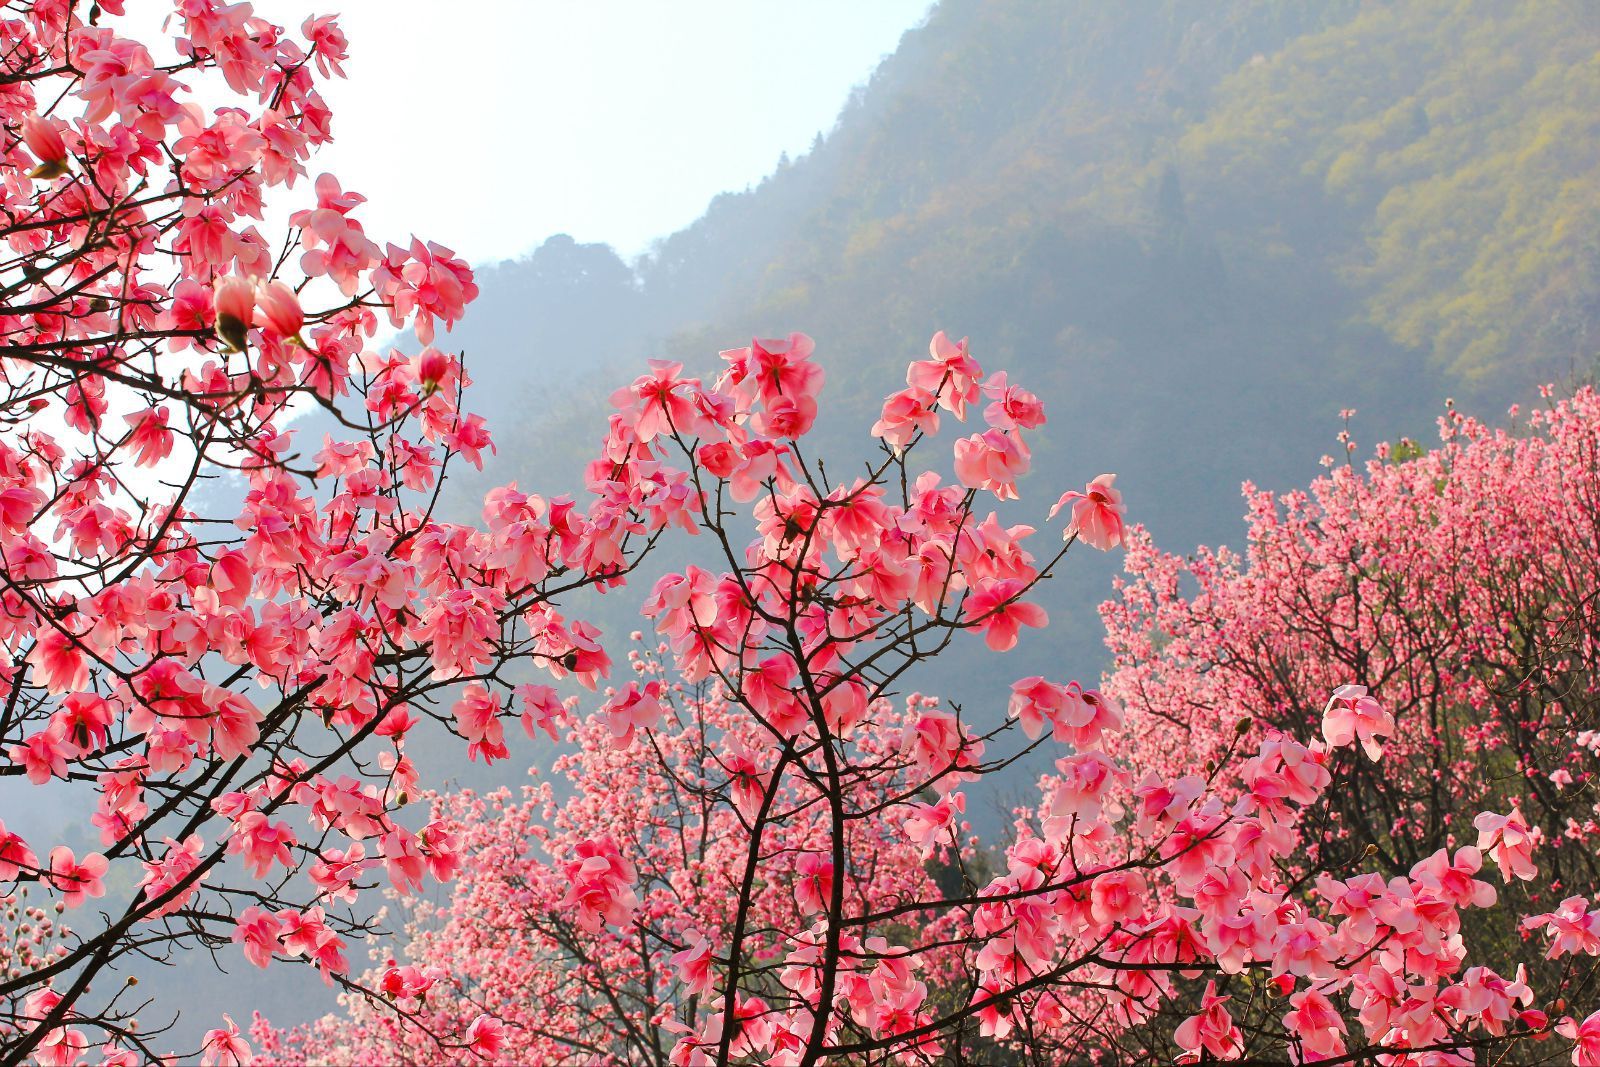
[
  {"x1": 0, "y1": 2, "x2": 660, "y2": 1061},
  {"x1": 265, "y1": 337, "x2": 1596, "y2": 1065},
  {"x1": 1097, "y1": 389, "x2": 1600, "y2": 1061},
  {"x1": 4, "y1": 1, "x2": 1596, "y2": 1062}
]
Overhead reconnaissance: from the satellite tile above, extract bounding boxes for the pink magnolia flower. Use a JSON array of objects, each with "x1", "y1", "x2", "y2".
[
  {"x1": 27, "y1": 623, "x2": 91, "y2": 694},
  {"x1": 229, "y1": 811, "x2": 297, "y2": 878},
  {"x1": 1174, "y1": 981, "x2": 1243, "y2": 1061},
  {"x1": 901, "y1": 708, "x2": 980, "y2": 785},
  {"x1": 309, "y1": 845, "x2": 368, "y2": 905},
  {"x1": 138, "y1": 834, "x2": 205, "y2": 917},
  {"x1": 1131, "y1": 771, "x2": 1204, "y2": 835},
  {"x1": 643, "y1": 566, "x2": 720, "y2": 644},
  {"x1": 903, "y1": 792, "x2": 965, "y2": 858},
  {"x1": 9, "y1": 726, "x2": 74, "y2": 784},
  {"x1": 1556, "y1": 1011, "x2": 1600, "y2": 1066},
  {"x1": 1283, "y1": 988, "x2": 1346, "y2": 1062},
  {"x1": 518, "y1": 683, "x2": 568, "y2": 742},
  {"x1": 1050, "y1": 473, "x2": 1125, "y2": 550},
  {"x1": 871, "y1": 386, "x2": 940, "y2": 453},
  {"x1": 963, "y1": 578, "x2": 1047, "y2": 651},
  {"x1": 1475, "y1": 809, "x2": 1541, "y2": 882},
  {"x1": 0, "y1": 820, "x2": 40, "y2": 881},
  {"x1": 21, "y1": 114, "x2": 70, "y2": 178},
  {"x1": 754, "y1": 393, "x2": 819, "y2": 439},
  {"x1": 199, "y1": 1014, "x2": 253, "y2": 1066},
  {"x1": 371, "y1": 238, "x2": 477, "y2": 345},
  {"x1": 208, "y1": 689, "x2": 263, "y2": 761},
  {"x1": 377, "y1": 961, "x2": 439, "y2": 1005},
  {"x1": 611, "y1": 360, "x2": 703, "y2": 442},
  {"x1": 738, "y1": 333, "x2": 825, "y2": 413},
  {"x1": 1007, "y1": 677, "x2": 1122, "y2": 748},
  {"x1": 1049, "y1": 750, "x2": 1126, "y2": 823},
  {"x1": 254, "y1": 279, "x2": 304, "y2": 339},
  {"x1": 453, "y1": 683, "x2": 508, "y2": 764},
  {"x1": 1521, "y1": 896, "x2": 1600, "y2": 959},
  {"x1": 96, "y1": 1045, "x2": 139, "y2": 1067},
  {"x1": 123, "y1": 405, "x2": 174, "y2": 467},
  {"x1": 416, "y1": 348, "x2": 452, "y2": 394},
  {"x1": 1089, "y1": 869, "x2": 1147, "y2": 926},
  {"x1": 275, "y1": 906, "x2": 348, "y2": 978},
  {"x1": 794, "y1": 853, "x2": 834, "y2": 915},
  {"x1": 47, "y1": 846, "x2": 108, "y2": 908},
  {"x1": 206, "y1": 549, "x2": 254, "y2": 610},
  {"x1": 213, "y1": 275, "x2": 255, "y2": 350},
  {"x1": 560, "y1": 836, "x2": 638, "y2": 933},
  {"x1": 670, "y1": 934, "x2": 717, "y2": 996},
  {"x1": 0, "y1": 482, "x2": 44, "y2": 536},
  {"x1": 1411, "y1": 846, "x2": 1497, "y2": 909},
  {"x1": 32, "y1": 1025, "x2": 89, "y2": 1067},
  {"x1": 601, "y1": 681, "x2": 664, "y2": 748},
  {"x1": 232, "y1": 908, "x2": 281, "y2": 972},
  {"x1": 1321, "y1": 683, "x2": 1395, "y2": 760},
  {"x1": 953, "y1": 428, "x2": 1031, "y2": 501},
  {"x1": 464, "y1": 1014, "x2": 506, "y2": 1060},
  {"x1": 291, "y1": 173, "x2": 381, "y2": 293},
  {"x1": 302, "y1": 14, "x2": 350, "y2": 78},
  {"x1": 906, "y1": 331, "x2": 981, "y2": 418},
  {"x1": 981, "y1": 371, "x2": 1045, "y2": 430}
]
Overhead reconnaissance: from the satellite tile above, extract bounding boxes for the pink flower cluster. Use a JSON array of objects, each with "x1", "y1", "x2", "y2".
[
  {"x1": 262, "y1": 349, "x2": 1593, "y2": 1065},
  {"x1": 0, "y1": 1, "x2": 659, "y2": 1060}
]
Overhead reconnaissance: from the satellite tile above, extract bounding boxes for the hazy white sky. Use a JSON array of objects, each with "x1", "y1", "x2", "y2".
[{"x1": 250, "y1": 1, "x2": 933, "y2": 266}]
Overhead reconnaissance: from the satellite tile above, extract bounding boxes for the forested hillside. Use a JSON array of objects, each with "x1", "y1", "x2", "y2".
[{"x1": 427, "y1": 0, "x2": 1595, "y2": 715}]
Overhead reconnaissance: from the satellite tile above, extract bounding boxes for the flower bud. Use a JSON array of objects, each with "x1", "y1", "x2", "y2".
[
  {"x1": 416, "y1": 348, "x2": 449, "y2": 395},
  {"x1": 21, "y1": 115, "x2": 70, "y2": 180},
  {"x1": 213, "y1": 275, "x2": 255, "y2": 351},
  {"x1": 254, "y1": 279, "x2": 304, "y2": 340}
]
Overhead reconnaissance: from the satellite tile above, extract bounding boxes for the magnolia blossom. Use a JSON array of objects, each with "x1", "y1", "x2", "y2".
[
  {"x1": 1321, "y1": 683, "x2": 1395, "y2": 759},
  {"x1": 1174, "y1": 982, "x2": 1242, "y2": 1061},
  {"x1": 1050, "y1": 473, "x2": 1125, "y2": 550},
  {"x1": 561, "y1": 837, "x2": 639, "y2": 933},
  {"x1": 1284, "y1": 989, "x2": 1346, "y2": 1062},
  {"x1": 213, "y1": 275, "x2": 255, "y2": 350},
  {"x1": 953, "y1": 427, "x2": 1031, "y2": 500},
  {"x1": 463, "y1": 1015, "x2": 506, "y2": 1060},
  {"x1": 254, "y1": 279, "x2": 304, "y2": 339},
  {"x1": 199, "y1": 1015, "x2": 253, "y2": 1066},
  {"x1": 46, "y1": 847, "x2": 108, "y2": 909},
  {"x1": 964, "y1": 578, "x2": 1048, "y2": 651},
  {"x1": 670, "y1": 934, "x2": 717, "y2": 996},
  {"x1": 601, "y1": 681, "x2": 664, "y2": 748},
  {"x1": 1556, "y1": 1012, "x2": 1600, "y2": 1067},
  {"x1": 21, "y1": 114, "x2": 70, "y2": 178},
  {"x1": 1474, "y1": 809, "x2": 1541, "y2": 882}
]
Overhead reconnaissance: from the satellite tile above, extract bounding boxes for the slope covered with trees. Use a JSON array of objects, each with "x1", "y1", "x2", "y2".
[{"x1": 437, "y1": 0, "x2": 1597, "y2": 707}]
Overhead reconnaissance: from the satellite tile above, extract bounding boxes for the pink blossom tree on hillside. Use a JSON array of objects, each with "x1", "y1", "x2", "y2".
[
  {"x1": 265, "y1": 339, "x2": 1596, "y2": 1065},
  {"x1": 0, "y1": 2, "x2": 657, "y2": 1061},
  {"x1": 1096, "y1": 389, "x2": 1600, "y2": 1060},
  {"x1": 3, "y1": 1, "x2": 1597, "y2": 1063}
]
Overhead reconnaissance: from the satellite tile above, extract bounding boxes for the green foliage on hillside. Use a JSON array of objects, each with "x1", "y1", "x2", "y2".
[
  {"x1": 632, "y1": 0, "x2": 1594, "y2": 389},
  {"x1": 434, "y1": 0, "x2": 1594, "y2": 715},
  {"x1": 1183, "y1": 0, "x2": 1600, "y2": 381}
]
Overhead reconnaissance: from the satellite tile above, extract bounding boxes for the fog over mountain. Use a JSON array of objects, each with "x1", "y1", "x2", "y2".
[
  {"x1": 429, "y1": 0, "x2": 1595, "y2": 739},
  {"x1": 121, "y1": 0, "x2": 1600, "y2": 1044}
]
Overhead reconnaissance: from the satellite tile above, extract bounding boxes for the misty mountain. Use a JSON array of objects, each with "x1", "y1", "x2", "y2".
[{"x1": 430, "y1": 0, "x2": 1595, "y2": 710}]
